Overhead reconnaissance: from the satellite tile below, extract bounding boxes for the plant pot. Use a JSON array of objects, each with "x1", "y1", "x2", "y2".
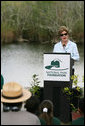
[{"x1": 72, "y1": 111, "x2": 81, "y2": 120}]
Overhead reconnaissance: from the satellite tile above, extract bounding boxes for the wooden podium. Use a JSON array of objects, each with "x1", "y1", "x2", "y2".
[{"x1": 43, "y1": 53, "x2": 74, "y2": 123}]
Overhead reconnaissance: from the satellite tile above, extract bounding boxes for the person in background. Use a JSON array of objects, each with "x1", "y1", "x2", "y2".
[
  {"x1": 1, "y1": 82, "x2": 41, "y2": 125},
  {"x1": 24, "y1": 95, "x2": 46, "y2": 125},
  {"x1": 1, "y1": 74, "x2": 4, "y2": 89},
  {"x1": 72, "y1": 97, "x2": 84, "y2": 125},
  {"x1": 39, "y1": 100, "x2": 61, "y2": 125},
  {"x1": 24, "y1": 95, "x2": 40, "y2": 115}
]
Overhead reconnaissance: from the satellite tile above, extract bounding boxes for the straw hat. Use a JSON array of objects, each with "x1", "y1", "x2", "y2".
[{"x1": 1, "y1": 82, "x2": 32, "y2": 103}]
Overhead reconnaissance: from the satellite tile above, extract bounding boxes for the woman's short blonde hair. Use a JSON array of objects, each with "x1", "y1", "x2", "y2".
[{"x1": 58, "y1": 26, "x2": 69, "y2": 36}]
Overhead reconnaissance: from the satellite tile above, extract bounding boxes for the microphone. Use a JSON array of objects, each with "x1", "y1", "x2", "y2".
[
  {"x1": 63, "y1": 44, "x2": 66, "y2": 47},
  {"x1": 63, "y1": 44, "x2": 67, "y2": 52}
]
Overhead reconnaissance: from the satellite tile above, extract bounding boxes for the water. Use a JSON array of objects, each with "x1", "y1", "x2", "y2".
[{"x1": 1, "y1": 43, "x2": 84, "y2": 88}]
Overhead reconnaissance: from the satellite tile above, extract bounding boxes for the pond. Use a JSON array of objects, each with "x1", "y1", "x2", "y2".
[{"x1": 1, "y1": 42, "x2": 84, "y2": 88}]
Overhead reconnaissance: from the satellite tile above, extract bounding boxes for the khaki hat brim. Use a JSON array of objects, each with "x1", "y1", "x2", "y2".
[{"x1": 1, "y1": 89, "x2": 32, "y2": 103}]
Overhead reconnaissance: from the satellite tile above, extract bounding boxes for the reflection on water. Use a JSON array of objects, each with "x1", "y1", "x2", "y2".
[{"x1": 1, "y1": 43, "x2": 84, "y2": 88}]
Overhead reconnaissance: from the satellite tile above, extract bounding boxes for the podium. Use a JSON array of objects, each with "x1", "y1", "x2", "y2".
[{"x1": 43, "y1": 53, "x2": 74, "y2": 123}]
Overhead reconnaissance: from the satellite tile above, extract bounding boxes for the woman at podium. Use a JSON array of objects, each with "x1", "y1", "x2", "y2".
[{"x1": 53, "y1": 26, "x2": 80, "y2": 61}]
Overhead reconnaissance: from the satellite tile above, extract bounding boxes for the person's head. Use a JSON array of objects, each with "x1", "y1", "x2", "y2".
[
  {"x1": 24, "y1": 95, "x2": 40, "y2": 115},
  {"x1": 78, "y1": 97, "x2": 84, "y2": 116},
  {"x1": 1, "y1": 82, "x2": 31, "y2": 112},
  {"x1": 58, "y1": 26, "x2": 69, "y2": 43},
  {"x1": 3, "y1": 102, "x2": 23, "y2": 112},
  {"x1": 39, "y1": 100, "x2": 53, "y2": 125}
]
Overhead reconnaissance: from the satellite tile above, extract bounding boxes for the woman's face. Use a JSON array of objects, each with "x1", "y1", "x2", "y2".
[{"x1": 60, "y1": 31, "x2": 69, "y2": 42}]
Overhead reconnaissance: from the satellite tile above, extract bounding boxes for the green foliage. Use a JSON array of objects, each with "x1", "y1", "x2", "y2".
[
  {"x1": 29, "y1": 74, "x2": 41, "y2": 97},
  {"x1": 70, "y1": 103, "x2": 78, "y2": 112},
  {"x1": 63, "y1": 87, "x2": 73, "y2": 96},
  {"x1": 63, "y1": 74, "x2": 84, "y2": 112},
  {"x1": 71, "y1": 74, "x2": 79, "y2": 87},
  {"x1": 1, "y1": 1, "x2": 84, "y2": 44},
  {"x1": 82, "y1": 75, "x2": 84, "y2": 83}
]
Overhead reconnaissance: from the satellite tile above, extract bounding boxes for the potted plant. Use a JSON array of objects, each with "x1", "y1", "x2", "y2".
[
  {"x1": 29, "y1": 74, "x2": 44, "y2": 102},
  {"x1": 63, "y1": 74, "x2": 84, "y2": 120}
]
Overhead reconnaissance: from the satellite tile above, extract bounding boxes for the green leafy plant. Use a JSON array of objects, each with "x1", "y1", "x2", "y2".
[
  {"x1": 82, "y1": 75, "x2": 84, "y2": 83},
  {"x1": 63, "y1": 87, "x2": 73, "y2": 96},
  {"x1": 29, "y1": 74, "x2": 41, "y2": 97},
  {"x1": 63, "y1": 74, "x2": 84, "y2": 112},
  {"x1": 71, "y1": 74, "x2": 79, "y2": 87},
  {"x1": 70, "y1": 103, "x2": 78, "y2": 112}
]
